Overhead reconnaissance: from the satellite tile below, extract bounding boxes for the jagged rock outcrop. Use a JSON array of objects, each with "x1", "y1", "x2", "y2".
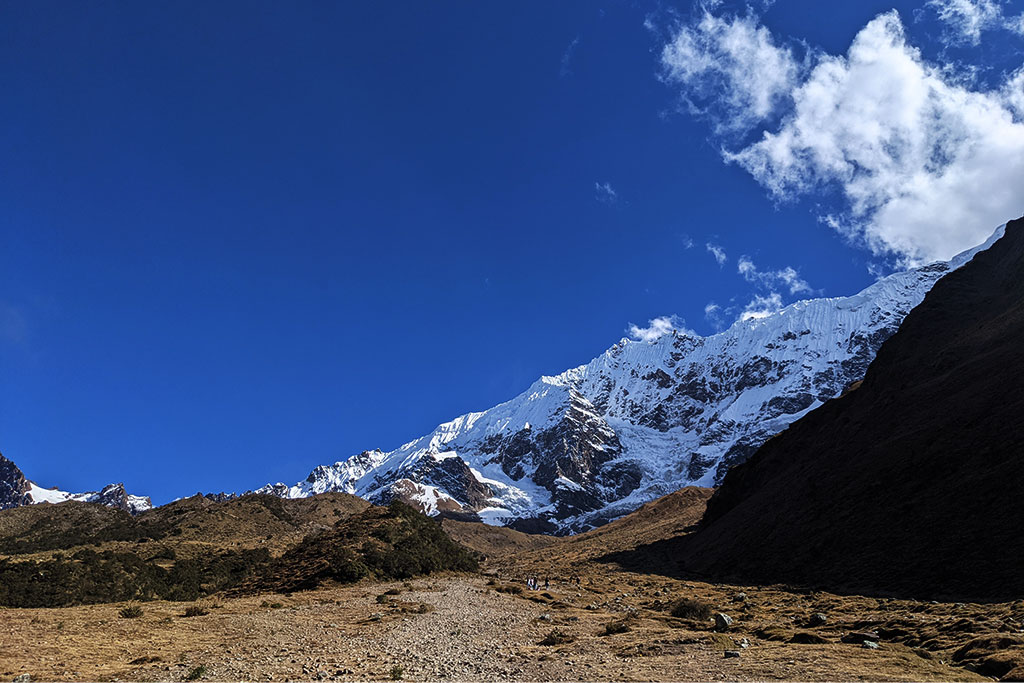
[
  {"x1": 0, "y1": 453, "x2": 33, "y2": 510},
  {"x1": 257, "y1": 228, "x2": 1003, "y2": 533},
  {"x1": 0, "y1": 452, "x2": 152, "y2": 515}
]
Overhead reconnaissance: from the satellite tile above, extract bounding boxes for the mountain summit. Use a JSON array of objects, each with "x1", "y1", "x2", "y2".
[
  {"x1": 258, "y1": 229, "x2": 1003, "y2": 532},
  {"x1": 0, "y1": 452, "x2": 152, "y2": 515}
]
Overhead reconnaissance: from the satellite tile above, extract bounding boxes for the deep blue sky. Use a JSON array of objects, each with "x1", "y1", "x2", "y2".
[{"x1": 2, "y1": 0, "x2": 1019, "y2": 502}]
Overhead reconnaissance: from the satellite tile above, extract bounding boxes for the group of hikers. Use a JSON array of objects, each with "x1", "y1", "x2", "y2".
[{"x1": 526, "y1": 576, "x2": 549, "y2": 591}]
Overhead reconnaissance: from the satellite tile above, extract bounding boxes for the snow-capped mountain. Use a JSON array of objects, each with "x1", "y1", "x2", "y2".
[
  {"x1": 0, "y1": 452, "x2": 152, "y2": 514},
  {"x1": 259, "y1": 229, "x2": 1002, "y2": 533}
]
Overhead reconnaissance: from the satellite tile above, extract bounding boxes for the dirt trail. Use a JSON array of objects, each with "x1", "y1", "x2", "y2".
[{"x1": 0, "y1": 574, "x2": 992, "y2": 682}]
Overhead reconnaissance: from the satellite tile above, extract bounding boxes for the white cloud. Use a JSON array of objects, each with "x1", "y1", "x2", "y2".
[
  {"x1": 661, "y1": 9, "x2": 1024, "y2": 264},
  {"x1": 595, "y1": 181, "x2": 618, "y2": 203},
  {"x1": 560, "y1": 36, "x2": 580, "y2": 78},
  {"x1": 739, "y1": 292, "x2": 784, "y2": 321},
  {"x1": 680, "y1": 233, "x2": 695, "y2": 249},
  {"x1": 928, "y1": 0, "x2": 1003, "y2": 44},
  {"x1": 926, "y1": 0, "x2": 1024, "y2": 44},
  {"x1": 661, "y1": 11, "x2": 799, "y2": 132},
  {"x1": 706, "y1": 242, "x2": 727, "y2": 265},
  {"x1": 737, "y1": 256, "x2": 812, "y2": 294},
  {"x1": 628, "y1": 315, "x2": 693, "y2": 342}
]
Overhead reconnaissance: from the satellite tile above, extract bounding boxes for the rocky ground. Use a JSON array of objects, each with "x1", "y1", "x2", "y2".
[{"x1": 4, "y1": 569, "x2": 1022, "y2": 682}]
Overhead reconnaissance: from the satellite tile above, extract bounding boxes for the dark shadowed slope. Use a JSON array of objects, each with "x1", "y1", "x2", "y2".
[{"x1": 668, "y1": 218, "x2": 1024, "y2": 602}]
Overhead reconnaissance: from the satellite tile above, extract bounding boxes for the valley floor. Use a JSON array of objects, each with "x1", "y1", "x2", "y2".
[{"x1": 2, "y1": 571, "x2": 1013, "y2": 682}]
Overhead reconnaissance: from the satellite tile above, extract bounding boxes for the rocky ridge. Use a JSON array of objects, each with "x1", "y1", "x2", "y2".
[
  {"x1": 258, "y1": 229, "x2": 1003, "y2": 532},
  {"x1": 0, "y1": 452, "x2": 152, "y2": 514}
]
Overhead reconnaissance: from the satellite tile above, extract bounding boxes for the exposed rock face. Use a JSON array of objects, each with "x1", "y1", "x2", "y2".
[
  {"x1": 0, "y1": 452, "x2": 152, "y2": 515},
  {"x1": 0, "y1": 453, "x2": 33, "y2": 510},
  {"x1": 675, "y1": 218, "x2": 1024, "y2": 601},
  {"x1": 256, "y1": 230, "x2": 1001, "y2": 533}
]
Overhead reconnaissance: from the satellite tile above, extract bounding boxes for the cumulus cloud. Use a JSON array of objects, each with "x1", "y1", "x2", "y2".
[
  {"x1": 739, "y1": 292, "x2": 784, "y2": 321},
  {"x1": 628, "y1": 315, "x2": 693, "y2": 342},
  {"x1": 706, "y1": 242, "x2": 727, "y2": 265},
  {"x1": 926, "y1": 0, "x2": 1024, "y2": 44},
  {"x1": 595, "y1": 181, "x2": 618, "y2": 203},
  {"x1": 736, "y1": 256, "x2": 812, "y2": 294},
  {"x1": 661, "y1": 11, "x2": 799, "y2": 131},
  {"x1": 661, "y1": 9, "x2": 1024, "y2": 264}
]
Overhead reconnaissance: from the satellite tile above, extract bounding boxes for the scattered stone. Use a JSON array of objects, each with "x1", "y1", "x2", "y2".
[
  {"x1": 808, "y1": 613, "x2": 828, "y2": 627},
  {"x1": 538, "y1": 613, "x2": 552, "y2": 622},
  {"x1": 732, "y1": 592, "x2": 747, "y2": 602},
  {"x1": 736, "y1": 638, "x2": 751, "y2": 649},
  {"x1": 863, "y1": 641, "x2": 880, "y2": 650},
  {"x1": 724, "y1": 650, "x2": 741, "y2": 659},
  {"x1": 13, "y1": 675, "x2": 32, "y2": 683},
  {"x1": 842, "y1": 630, "x2": 880, "y2": 644},
  {"x1": 714, "y1": 613, "x2": 734, "y2": 631}
]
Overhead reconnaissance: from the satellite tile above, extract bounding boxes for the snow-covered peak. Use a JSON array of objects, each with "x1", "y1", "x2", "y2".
[{"x1": 263, "y1": 227, "x2": 1001, "y2": 532}]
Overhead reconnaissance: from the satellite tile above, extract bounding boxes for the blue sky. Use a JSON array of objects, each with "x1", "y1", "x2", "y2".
[{"x1": 2, "y1": 0, "x2": 1023, "y2": 503}]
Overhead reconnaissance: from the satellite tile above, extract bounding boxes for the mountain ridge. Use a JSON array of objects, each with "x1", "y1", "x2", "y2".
[{"x1": 254, "y1": 227, "x2": 1004, "y2": 533}]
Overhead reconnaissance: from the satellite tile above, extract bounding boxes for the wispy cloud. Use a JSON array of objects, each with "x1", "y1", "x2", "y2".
[
  {"x1": 736, "y1": 256, "x2": 812, "y2": 295},
  {"x1": 705, "y1": 242, "x2": 727, "y2": 266},
  {"x1": 925, "y1": 0, "x2": 1024, "y2": 45},
  {"x1": 560, "y1": 36, "x2": 581, "y2": 78},
  {"x1": 628, "y1": 315, "x2": 693, "y2": 342},
  {"x1": 739, "y1": 292, "x2": 784, "y2": 321},
  {"x1": 703, "y1": 301, "x2": 727, "y2": 331},
  {"x1": 660, "y1": 8, "x2": 1024, "y2": 264},
  {"x1": 595, "y1": 181, "x2": 618, "y2": 204}
]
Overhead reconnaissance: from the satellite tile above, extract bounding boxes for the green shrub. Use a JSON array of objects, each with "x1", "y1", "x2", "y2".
[{"x1": 389, "y1": 664, "x2": 405, "y2": 680}]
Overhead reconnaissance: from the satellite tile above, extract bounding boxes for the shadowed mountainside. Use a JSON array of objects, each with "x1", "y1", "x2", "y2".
[{"x1": 623, "y1": 217, "x2": 1024, "y2": 602}]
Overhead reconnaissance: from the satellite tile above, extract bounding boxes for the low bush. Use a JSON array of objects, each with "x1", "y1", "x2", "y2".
[
  {"x1": 182, "y1": 605, "x2": 209, "y2": 617},
  {"x1": 184, "y1": 664, "x2": 206, "y2": 681},
  {"x1": 538, "y1": 629, "x2": 575, "y2": 646},
  {"x1": 602, "y1": 620, "x2": 632, "y2": 635},
  {"x1": 671, "y1": 598, "x2": 712, "y2": 620},
  {"x1": 119, "y1": 604, "x2": 143, "y2": 619}
]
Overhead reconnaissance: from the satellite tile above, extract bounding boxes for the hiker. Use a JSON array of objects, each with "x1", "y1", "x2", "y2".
[{"x1": 544, "y1": 577, "x2": 550, "y2": 590}]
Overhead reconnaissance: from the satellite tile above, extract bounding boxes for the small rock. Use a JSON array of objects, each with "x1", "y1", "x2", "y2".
[
  {"x1": 842, "y1": 630, "x2": 879, "y2": 644},
  {"x1": 862, "y1": 641, "x2": 880, "y2": 650},
  {"x1": 724, "y1": 650, "x2": 741, "y2": 659},
  {"x1": 808, "y1": 613, "x2": 828, "y2": 627},
  {"x1": 714, "y1": 613, "x2": 734, "y2": 631},
  {"x1": 538, "y1": 613, "x2": 552, "y2": 622},
  {"x1": 736, "y1": 637, "x2": 751, "y2": 649},
  {"x1": 14, "y1": 675, "x2": 32, "y2": 683},
  {"x1": 732, "y1": 592, "x2": 747, "y2": 602}
]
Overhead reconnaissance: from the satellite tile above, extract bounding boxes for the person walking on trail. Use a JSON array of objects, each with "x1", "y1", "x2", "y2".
[{"x1": 544, "y1": 577, "x2": 550, "y2": 590}]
